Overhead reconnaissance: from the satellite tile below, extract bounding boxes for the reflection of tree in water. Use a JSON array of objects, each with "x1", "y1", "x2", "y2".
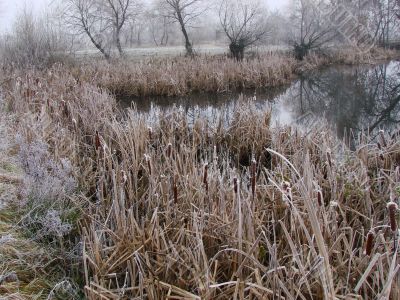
[{"x1": 288, "y1": 62, "x2": 400, "y2": 139}]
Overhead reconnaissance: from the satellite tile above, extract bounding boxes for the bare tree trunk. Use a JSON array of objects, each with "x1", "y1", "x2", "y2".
[
  {"x1": 176, "y1": 11, "x2": 193, "y2": 56},
  {"x1": 229, "y1": 42, "x2": 244, "y2": 61},
  {"x1": 115, "y1": 28, "x2": 124, "y2": 56},
  {"x1": 85, "y1": 29, "x2": 110, "y2": 60}
]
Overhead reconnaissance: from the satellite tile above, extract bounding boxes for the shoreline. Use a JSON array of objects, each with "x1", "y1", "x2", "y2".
[{"x1": 69, "y1": 47, "x2": 400, "y2": 100}]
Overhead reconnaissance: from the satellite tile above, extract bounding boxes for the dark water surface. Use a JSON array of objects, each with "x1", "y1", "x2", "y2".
[{"x1": 119, "y1": 60, "x2": 400, "y2": 139}]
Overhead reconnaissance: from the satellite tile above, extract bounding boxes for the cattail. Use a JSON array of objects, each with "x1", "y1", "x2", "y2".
[
  {"x1": 148, "y1": 127, "x2": 153, "y2": 141},
  {"x1": 326, "y1": 149, "x2": 332, "y2": 168},
  {"x1": 62, "y1": 100, "x2": 69, "y2": 118},
  {"x1": 95, "y1": 131, "x2": 101, "y2": 150},
  {"x1": 173, "y1": 178, "x2": 178, "y2": 204},
  {"x1": 145, "y1": 154, "x2": 152, "y2": 176},
  {"x1": 167, "y1": 143, "x2": 172, "y2": 158},
  {"x1": 317, "y1": 190, "x2": 323, "y2": 206},
  {"x1": 365, "y1": 230, "x2": 375, "y2": 256},
  {"x1": 251, "y1": 158, "x2": 257, "y2": 199},
  {"x1": 203, "y1": 163, "x2": 209, "y2": 192},
  {"x1": 379, "y1": 130, "x2": 387, "y2": 147},
  {"x1": 233, "y1": 177, "x2": 238, "y2": 194},
  {"x1": 387, "y1": 202, "x2": 398, "y2": 232},
  {"x1": 377, "y1": 142, "x2": 382, "y2": 150}
]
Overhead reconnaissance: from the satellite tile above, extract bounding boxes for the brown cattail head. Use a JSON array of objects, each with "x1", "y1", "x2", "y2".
[
  {"x1": 62, "y1": 100, "x2": 69, "y2": 118},
  {"x1": 233, "y1": 177, "x2": 238, "y2": 194},
  {"x1": 145, "y1": 154, "x2": 152, "y2": 176},
  {"x1": 365, "y1": 230, "x2": 375, "y2": 256},
  {"x1": 251, "y1": 158, "x2": 257, "y2": 198},
  {"x1": 317, "y1": 190, "x2": 323, "y2": 206},
  {"x1": 203, "y1": 163, "x2": 209, "y2": 191},
  {"x1": 326, "y1": 149, "x2": 332, "y2": 168},
  {"x1": 148, "y1": 127, "x2": 153, "y2": 141},
  {"x1": 377, "y1": 142, "x2": 382, "y2": 151},
  {"x1": 167, "y1": 143, "x2": 172, "y2": 158},
  {"x1": 173, "y1": 177, "x2": 178, "y2": 204},
  {"x1": 387, "y1": 201, "x2": 398, "y2": 232},
  {"x1": 95, "y1": 131, "x2": 101, "y2": 150}
]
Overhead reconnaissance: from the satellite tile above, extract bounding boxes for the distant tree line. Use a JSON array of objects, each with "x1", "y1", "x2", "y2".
[{"x1": 1, "y1": 0, "x2": 400, "y2": 65}]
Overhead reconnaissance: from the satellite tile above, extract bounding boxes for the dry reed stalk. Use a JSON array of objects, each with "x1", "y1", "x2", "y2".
[
  {"x1": 317, "y1": 190, "x2": 323, "y2": 206},
  {"x1": 173, "y1": 176, "x2": 178, "y2": 204},
  {"x1": 4, "y1": 66, "x2": 400, "y2": 299},
  {"x1": 0, "y1": 174, "x2": 22, "y2": 185},
  {"x1": 95, "y1": 131, "x2": 101, "y2": 150},
  {"x1": 251, "y1": 158, "x2": 256, "y2": 201}
]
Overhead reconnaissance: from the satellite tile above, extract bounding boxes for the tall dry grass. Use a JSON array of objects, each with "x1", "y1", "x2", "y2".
[
  {"x1": 73, "y1": 53, "x2": 297, "y2": 98},
  {"x1": 69, "y1": 47, "x2": 400, "y2": 99},
  {"x1": 2, "y1": 65, "x2": 400, "y2": 299}
]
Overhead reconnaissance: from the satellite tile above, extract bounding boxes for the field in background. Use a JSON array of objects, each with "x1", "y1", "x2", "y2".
[{"x1": 74, "y1": 44, "x2": 291, "y2": 60}]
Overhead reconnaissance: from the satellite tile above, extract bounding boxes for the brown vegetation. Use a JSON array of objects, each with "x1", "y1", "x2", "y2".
[
  {"x1": 70, "y1": 48, "x2": 400, "y2": 99},
  {"x1": 1, "y1": 63, "x2": 400, "y2": 299}
]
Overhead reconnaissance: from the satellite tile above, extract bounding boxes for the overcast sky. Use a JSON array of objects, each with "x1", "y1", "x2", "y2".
[{"x1": 0, "y1": 0, "x2": 289, "y2": 32}]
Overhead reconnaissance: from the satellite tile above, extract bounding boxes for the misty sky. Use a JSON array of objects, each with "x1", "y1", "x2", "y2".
[{"x1": 0, "y1": 0, "x2": 289, "y2": 32}]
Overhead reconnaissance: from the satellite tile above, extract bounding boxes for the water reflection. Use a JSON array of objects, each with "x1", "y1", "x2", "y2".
[
  {"x1": 283, "y1": 61, "x2": 400, "y2": 139},
  {"x1": 120, "y1": 60, "x2": 400, "y2": 139}
]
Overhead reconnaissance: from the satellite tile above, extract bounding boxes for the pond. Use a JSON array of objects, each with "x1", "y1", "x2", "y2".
[{"x1": 119, "y1": 60, "x2": 400, "y2": 141}]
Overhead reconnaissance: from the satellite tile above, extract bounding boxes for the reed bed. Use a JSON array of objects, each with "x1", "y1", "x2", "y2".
[
  {"x1": 2, "y1": 66, "x2": 400, "y2": 299},
  {"x1": 73, "y1": 53, "x2": 297, "y2": 98},
  {"x1": 69, "y1": 48, "x2": 400, "y2": 99}
]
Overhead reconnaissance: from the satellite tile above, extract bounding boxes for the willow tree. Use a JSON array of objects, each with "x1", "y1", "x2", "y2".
[
  {"x1": 290, "y1": 0, "x2": 335, "y2": 60},
  {"x1": 219, "y1": 0, "x2": 267, "y2": 61}
]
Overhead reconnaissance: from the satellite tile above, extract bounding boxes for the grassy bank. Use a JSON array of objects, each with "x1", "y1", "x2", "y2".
[
  {"x1": 0, "y1": 112, "x2": 81, "y2": 299},
  {"x1": 70, "y1": 47, "x2": 400, "y2": 99},
  {"x1": 1, "y1": 64, "x2": 400, "y2": 299}
]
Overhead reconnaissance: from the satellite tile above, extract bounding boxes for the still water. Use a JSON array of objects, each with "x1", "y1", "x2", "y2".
[{"x1": 120, "y1": 60, "x2": 400, "y2": 140}]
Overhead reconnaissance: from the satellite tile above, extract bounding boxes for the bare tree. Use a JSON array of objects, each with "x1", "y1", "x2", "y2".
[
  {"x1": 159, "y1": 0, "x2": 207, "y2": 56},
  {"x1": 148, "y1": 13, "x2": 171, "y2": 46},
  {"x1": 290, "y1": 0, "x2": 335, "y2": 60},
  {"x1": 219, "y1": 0, "x2": 267, "y2": 61},
  {"x1": 0, "y1": 4, "x2": 75, "y2": 67},
  {"x1": 64, "y1": 0, "x2": 112, "y2": 60},
  {"x1": 147, "y1": 3, "x2": 172, "y2": 47},
  {"x1": 103, "y1": 0, "x2": 140, "y2": 56}
]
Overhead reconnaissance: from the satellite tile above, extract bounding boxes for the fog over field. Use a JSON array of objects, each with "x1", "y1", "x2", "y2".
[{"x1": 0, "y1": 0, "x2": 289, "y2": 32}]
